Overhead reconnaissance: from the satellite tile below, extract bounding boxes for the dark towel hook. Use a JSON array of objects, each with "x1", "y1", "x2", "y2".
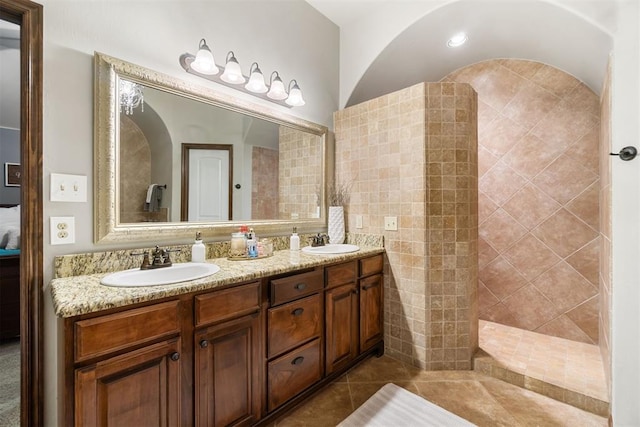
[{"x1": 610, "y1": 146, "x2": 637, "y2": 161}]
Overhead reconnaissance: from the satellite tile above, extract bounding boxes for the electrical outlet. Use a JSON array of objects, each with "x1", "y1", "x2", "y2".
[
  {"x1": 384, "y1": 216, "x2": 398, "y2": 231},
  {"x1": 355, "y1": 215, "x2": 363, "y2": 229},
  {"x1": 50, "y1": 216, "x2": 75, "y2": 245}
]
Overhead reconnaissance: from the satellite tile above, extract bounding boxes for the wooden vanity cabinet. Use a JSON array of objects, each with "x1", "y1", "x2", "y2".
[
  {"x1": 266, "y1": 269, "x2": 324, "y2": 412},
  {"x1": 325, "y1": 254, "x2": 384, "y2": 375},
  {"x1": 194, "y1": 282, "x2": 262, "y2": 427},
  {"x1": 69, "y1": 300, "x2": 183, "y2": 427},
  {"x1": 65, "y1": 252, "x2": 384, "y2": 427}
]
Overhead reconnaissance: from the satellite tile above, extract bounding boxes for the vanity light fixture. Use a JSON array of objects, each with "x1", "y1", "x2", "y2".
[
  {"x1": 220, "y1": 51, "x2": 245, "y2": 84},
  {"x1": 285, "y1": 80, "x2": 305, "y2": 106},
  {"x1": 245, "y1": 62, "x2": 268, "y2": 93},
  {"x1": 267, "y1": 71, "x2": 288, "y2": 101},
  {"x1": 447, "y1": 32, "x2": 468, "y2": 48},
  {"x1": 179, "y1": 38, "x2": 306, "y2": 108},
  {"x1": 190, "y1": 39, "x2": 218, "y2": 75},
  {"x1": 119, "y1": 80, "x2": 144, "y2": 115}
]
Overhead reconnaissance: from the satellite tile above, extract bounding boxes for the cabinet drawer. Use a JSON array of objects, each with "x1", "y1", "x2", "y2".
[
  {"x1": 75, "y1": 300, "x2": 180, "y2": 362},
  {"x1": 270, "y1": 270, "x2": 323, "y2": 306},
  {"x1": 195, "y1": 282, "x2": 260, "y2": 327},
  {"x1": 326, "y1": 261, "x2": 356, "y2": 289},
  {"x1": 267, "y1": 339, "x2": 322, "y2": 411},
  {"x1": 360, "y1": 254, "x2": 383, "y2": 277},
  {"x1": 268, "y1": 294, "x2": 321, "y2": 358}
]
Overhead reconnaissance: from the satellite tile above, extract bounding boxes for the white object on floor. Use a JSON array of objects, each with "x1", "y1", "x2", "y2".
[{"x1": 338, "y1": 383, "x2": 476, "y2": 427}]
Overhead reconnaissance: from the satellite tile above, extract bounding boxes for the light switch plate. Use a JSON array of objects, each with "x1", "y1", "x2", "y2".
[
  {"x1": 50, "y1": 216, "x2": 75, "y2": 245},
  {"x1": 355, "y1": 215, "x2": 363, "y2": 229},
  {"x1": 50, "y1": 173, "x2": 87, "y2": 202},
  {"x1": 384, "y1": 216, "x2": 398, "y2": 231}
]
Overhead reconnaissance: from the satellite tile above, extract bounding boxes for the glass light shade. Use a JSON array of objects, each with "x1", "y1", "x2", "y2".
[
  {"x1": 285, "y1": 80, "x2": 305, "y2": 106},
  {"x1": 245, "y1": 63, "x2": 268, "y2": 93},
  {"x1": 220, "y1": 51, "x2": 245, "y2": 84},
  {"x1": 267, "y1": 72, "x2": 288, "y2": 100},
  {"x1": 190, "y1": 39, "x2": 218, "y2": 75}
]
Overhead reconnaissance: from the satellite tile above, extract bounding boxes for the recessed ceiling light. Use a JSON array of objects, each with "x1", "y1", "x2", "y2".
[{"x1": 447, "y1": 32, "x2": 468, "y2": 48}]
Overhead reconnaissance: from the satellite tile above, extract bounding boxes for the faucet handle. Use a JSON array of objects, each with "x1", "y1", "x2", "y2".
[{"x1": 130, "y1": 250, "x2": 151, "y2": 269}]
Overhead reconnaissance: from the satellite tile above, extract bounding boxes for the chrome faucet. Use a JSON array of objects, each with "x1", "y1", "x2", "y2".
[
  {"x1": 310, "y1": 233, "x2": 330, "y2": 247},
  {"x1": 131, "y1": 246, "x2": 180, "y2": 269}
]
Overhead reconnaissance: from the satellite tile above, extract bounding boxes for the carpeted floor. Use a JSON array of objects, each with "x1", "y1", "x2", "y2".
[{"x1": 0, "y1": 340, "x2": 20, "y2": 427}]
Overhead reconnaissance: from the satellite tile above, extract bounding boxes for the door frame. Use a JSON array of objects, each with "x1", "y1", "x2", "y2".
[
  {"x1": 180, "y1": 143, "x2": 233, "y2": 221},
  {"x1": 0, "y1": 0, "x2": 43, "y2": 425}
]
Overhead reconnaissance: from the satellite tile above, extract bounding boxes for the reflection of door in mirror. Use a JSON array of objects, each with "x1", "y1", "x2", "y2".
[{"x1": 181, "y1": 144, "x2": 233, "y2": 221}]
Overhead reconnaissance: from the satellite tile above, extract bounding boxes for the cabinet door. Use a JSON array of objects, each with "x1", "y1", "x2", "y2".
[
  {"x1": 195, "y1": 313, "x2": 260, "y2": 427},
  {"x1": 75, "y1": 337, "x2": 181, "y2": 427},
  {"x1": 360, "y1": 273, "x2": 384, "y2": 352},
  {"x1": 325, "y1": 283, "x2": 358, "y2": 375}
]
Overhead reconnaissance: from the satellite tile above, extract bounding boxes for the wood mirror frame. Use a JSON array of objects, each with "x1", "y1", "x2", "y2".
[
  {"x1": 0, "y1": 0, "x2": 43, "y2": 425},
  {"x1": 94, "y1": 52, "x2": 332, "y2": 244}
]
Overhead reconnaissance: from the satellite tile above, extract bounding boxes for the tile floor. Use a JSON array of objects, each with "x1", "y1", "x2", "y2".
[
  {"x1": 272, "y1": 354, "x2": 607, "y2": 426},
  {"x1": 475, "y1": 320, "x2": 608, "y2": 416}
]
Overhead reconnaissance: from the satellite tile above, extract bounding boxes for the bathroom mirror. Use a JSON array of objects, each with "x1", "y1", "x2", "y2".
[{"x1": 94, "y1": 52, "x2": 330, "y2": 243}]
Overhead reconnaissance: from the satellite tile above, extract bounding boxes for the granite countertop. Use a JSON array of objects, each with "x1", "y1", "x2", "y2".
[{"x1": 50, "y1": 246, "x2": 384, "y2": 318}]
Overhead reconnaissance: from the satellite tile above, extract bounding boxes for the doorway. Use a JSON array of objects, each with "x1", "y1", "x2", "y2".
[
  {"x1": 181, "y1": 143, "x2": 233, "y2": 221},
  {"x1": 0, "y1": 0, "x2": 43, "y2": 425}
]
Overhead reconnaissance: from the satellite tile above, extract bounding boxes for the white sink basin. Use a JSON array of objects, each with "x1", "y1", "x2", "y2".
[
  {"x1": 101, "y1": 262, "x2": 220, "y2": 287},
  {"x1": 301, "y1": 244, "x2": 360, "y2": 255}
]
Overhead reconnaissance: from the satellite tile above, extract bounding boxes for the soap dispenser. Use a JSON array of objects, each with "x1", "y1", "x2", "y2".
[
  {"x1": 290, "y1": 227, "x2": 300, "y2": 251},
  {"x1": 192, "y1": 232, "x2": 206, "y2": 263}
]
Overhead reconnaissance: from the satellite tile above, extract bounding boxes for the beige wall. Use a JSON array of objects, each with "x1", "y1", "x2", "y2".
[
  {"x1": 444, "y1": 60, "x2": 601, "y2": 344},
  {"x1": 599, "y1": 60, "x2": 612, "y2": 398},
  {"x1": 335, "y1": 82, "x2": 478, "y2": 370}
]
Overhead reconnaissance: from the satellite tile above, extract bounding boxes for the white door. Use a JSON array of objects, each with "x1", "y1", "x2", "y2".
[{"x1": 188, "y1": 149, "x2": 229, "y2": 221}]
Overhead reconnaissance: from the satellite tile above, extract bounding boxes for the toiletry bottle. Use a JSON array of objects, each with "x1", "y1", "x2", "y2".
[
  {"x1": 290, "y1": 227, "x2": 300, "y2": 251},
  {"x1": 192, "y1": 232, "x2": 206, "y2": 263},
  {"x1": 247, "y1": 228, "x2": 258, "y2": 258}
]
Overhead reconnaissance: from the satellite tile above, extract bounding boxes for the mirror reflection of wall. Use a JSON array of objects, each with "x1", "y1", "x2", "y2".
[{"x1": 117, "y1": 79, "x2": 322, "y2": 224}]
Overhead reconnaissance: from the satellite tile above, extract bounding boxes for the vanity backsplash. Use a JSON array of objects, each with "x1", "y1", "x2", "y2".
[{"x1": 53, "y1": 233, "x2": 384, "y2": 279}]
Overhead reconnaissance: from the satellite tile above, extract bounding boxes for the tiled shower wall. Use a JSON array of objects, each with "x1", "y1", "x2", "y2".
[
  {"x1": 278, "y1": 126, "x2": 323, "y2": 220},
  {"x1": 599, "y1": 61, "x2": 612, "y2": 396},
  {"x1": 334, "y1": 82, "x2": 478, "y2": 370},
  {"x1": 444, "y1": 60, "x2": 601, "y2": 344},
  {"x1": 251, "y1": 146, "x2": 278, "y2": 219}
]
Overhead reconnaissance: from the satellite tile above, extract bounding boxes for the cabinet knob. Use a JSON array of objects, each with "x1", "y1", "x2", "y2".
[
  {"x1": 292, "y1": 308, "x2": 304, "y2": 316},
  {"x1": 353, "y1": 288, "x2": 360, "y2": 295},
  {"x1": 170, "y1": 352, "x2": 180, "y2": 361},
  {"x1": 291, "y1": 356, "x2": 305, "y2": 366},
  {"x1": 199, "y1": 340, "x2": 209, "y2": 348},
  {"x1": 294, "y1": 283, "x2": 306, "y2": 291}
]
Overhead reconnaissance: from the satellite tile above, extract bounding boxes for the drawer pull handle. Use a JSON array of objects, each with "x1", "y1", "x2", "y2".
[
  {"x1": 170, "y1": 352, "x2": 180, "y2": 361},
  {"x1": 362, "y1": 284, "x2": 376, "y2": 291},
  {"x1": 294, "y1": 283, "x2": 306, "y2": 291},
  {"x1": 292, "y1": 308, "x2": 304, "y2": 316},
  {"x1": 199, "y1": 340, "x2": 209, "y2": 348},
  {"x1": 292, "y1": 356, "x2": 304, "y2": 366}
]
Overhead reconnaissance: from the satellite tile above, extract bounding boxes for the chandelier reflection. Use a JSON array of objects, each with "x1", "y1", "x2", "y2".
[{"x1": 119, "y1": 80, "x2": 144, "y2": 115}]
